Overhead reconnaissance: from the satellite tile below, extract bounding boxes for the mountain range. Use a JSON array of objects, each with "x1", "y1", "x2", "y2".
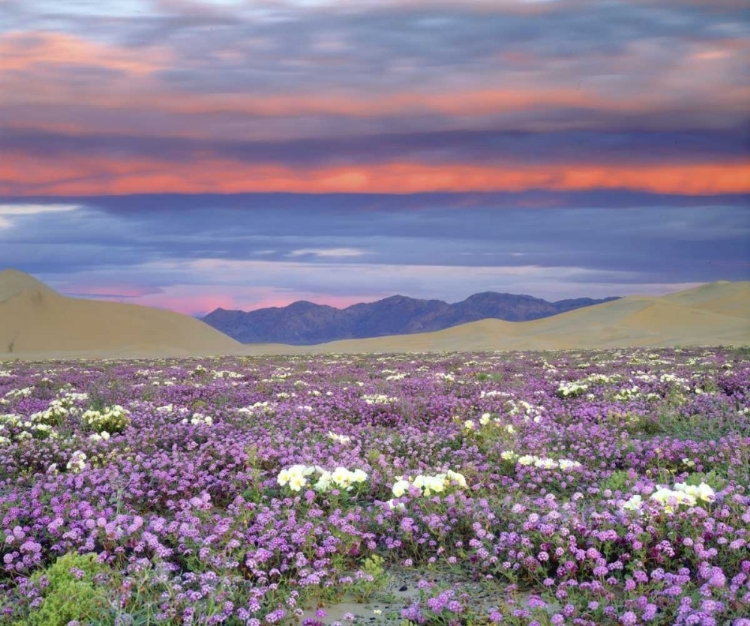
[{"x1": 202, "y1": 292, "x2": 621, "y2": 344}]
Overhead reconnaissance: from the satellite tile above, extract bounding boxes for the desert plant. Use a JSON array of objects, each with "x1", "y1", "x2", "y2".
[{"x1": 16, "y1": 552, "x2": 116, "y2": 626}]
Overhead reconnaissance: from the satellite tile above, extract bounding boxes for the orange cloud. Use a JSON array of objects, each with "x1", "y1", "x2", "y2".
[
  {"x1": 9, "y1": 79, "x2": 747, "y2": 121},
  {"x1": 1, "y1": 153, "x2": 748, "y2": 196},
  {"x1": 0, "y1": 77, "x2": 594, "y2": 120},
  {"x1": 0, "y1": 32, "x2": 171, "y2": 75}
]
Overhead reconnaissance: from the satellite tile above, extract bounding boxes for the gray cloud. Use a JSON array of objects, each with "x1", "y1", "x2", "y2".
[
  {"x1": 5, "y1": 1, "x2": 749, "y2": 103},
  {"x1": 0, "y1": 196, "x2": 747, "y2": 313},
  {"x1": 4, "y1": 127, "x2": 748, "y2": 168}
]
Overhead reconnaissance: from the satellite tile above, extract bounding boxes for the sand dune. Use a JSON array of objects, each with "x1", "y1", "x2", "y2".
[
  {"x1": 1, "y1": 270, "x2": 747, "y2": 359},
  {"x1": 0, "y1": 269, "x2": 242, "y2": 359},
  {"x1": 659, "y1": 281, "x2": 750, "y2": 317}
]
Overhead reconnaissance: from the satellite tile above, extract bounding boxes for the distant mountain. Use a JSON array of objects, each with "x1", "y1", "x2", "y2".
[{"x1": 202, "y1": 292, "x2": 621, "y2": 345}]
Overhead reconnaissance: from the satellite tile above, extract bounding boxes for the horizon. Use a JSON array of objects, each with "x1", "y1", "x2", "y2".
[
  {"x1": 9, "y1": 266, "x2": 744, "y2": 319},
  {"x1": 4, "y1": 266, "x2": 631, "y2": 316},
  {"x1": 1, "y1": 1, "x2": 748, "y2": 315},
  {"x1": 47, "y1": 280, "x2": 740, "y2": 318}
]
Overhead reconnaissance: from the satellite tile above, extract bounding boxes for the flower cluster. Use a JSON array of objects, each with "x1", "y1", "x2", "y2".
[
  {"x1": 182, "y1": 412, "x2": 214, "y2": 426},
  {"x1": 0, "y1": 413, "x2": 57, "y2": 441},
  {"x1": 557, "y1": 381, "x2": 589, "y2": 398},
  {"x1": 277, "y1": 464, "x2": 368, "y2": 493},
  {"x1": 237, "y1": 401, "x2": 276, "y2": 416},
  {"x1": 650, "y1": 481, "x2": 716, "y2": 511},
  {"x1": 623, "y1": 481, "x2": 717, "y2": 514},
  {"x1": 361, "y1": 393, "x2": 397, "y2": 405},
  {"x1": 613, "y1": 385, "x2": 641, "y2": 401},
  {"x1": 391, "y1": 469, "x2": 467, "y2": 498},
  {"x1": 327, "y1": 431, "x2": 352, "y2": 444},
  {"x1": 3, "y1": 387, "x2": 33, "y2": 400},
  {"x1": 461, "y1": 412, "x2": 515, "y2": 434},
  {"x1": 212, "y1": 370, "x2": 243, "y2": 379},
  {"x1": 81, "y1": 404, "x2": 131, "y2": 433},
  {"x1": 502, "y1": 452, "x2": 582, "y2": 470},
  {"x1": 29, "y1": 399, "x2": 70, "y2": 425},
  {"x1": 65, "y1": 450, "x2": 87, "y2": 473},
  {"x1": 507, "y1": 399, "x2": 545, "y2": 422}
]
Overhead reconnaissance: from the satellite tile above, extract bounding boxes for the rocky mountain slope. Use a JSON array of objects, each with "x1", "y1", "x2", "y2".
[{"x1": 203, "y1": 292, "x2": 620, "y2": 344}]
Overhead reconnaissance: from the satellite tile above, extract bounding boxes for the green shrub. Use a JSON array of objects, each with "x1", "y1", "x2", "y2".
[
  {"x1": 351, "y1": 554, "x2": 390, "y2": 602},
  {"x1": 18, "y1": 552, "x2": 116, "y2": 626}
]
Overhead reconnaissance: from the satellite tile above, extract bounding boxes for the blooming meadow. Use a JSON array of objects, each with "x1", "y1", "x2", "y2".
[{"x1": 0, "y1": 347, "x2": 749, "y2": 625}]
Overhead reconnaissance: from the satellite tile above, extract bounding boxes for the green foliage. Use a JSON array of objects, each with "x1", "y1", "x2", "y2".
[
  {"x1": 600, "y1": 469, "x2": 632, "y2": 494},
  {"x1": 610, "y1": 411, "x2": 663, "y2": 436},
  {"x1": 18, "y1": 552, "x2": 116, "y2": 626},
  {"x1": 633, "y1": 416, "x2": 665, "y2": 436},
  {"x1": 87, "y1": 389, "x2": 107, "y2": 412},
  {"x1": 235, "y1": 445, "x2": 266, "y2": 504},
  {"x1": 350, "y1": 554, "x2": 390, "y2": 602},
  {"x1": 475, "y1": 372, "x2": 503, "y2": 382},
  {"x1": 366, "y1": 448, "x2": 382, "y2": 465},
  {"x1": 684, "y1": 469, "x2": 729, "y2": 492},
  {"x1": 728, "y1": 345, "x2": 750, "y2": 361},
  {"x1": 655, "y1": 408, "x2": 749, "y2": 441}
]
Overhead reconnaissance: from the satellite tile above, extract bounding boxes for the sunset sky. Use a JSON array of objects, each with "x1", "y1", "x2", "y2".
[{"x1": 1, "y1": 0, "x2": 748, "y2": 315}]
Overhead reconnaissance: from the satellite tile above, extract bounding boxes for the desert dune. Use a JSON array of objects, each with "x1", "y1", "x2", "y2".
[{"x1": 0, "y1": 269, "x2": 243, "y2": 359}]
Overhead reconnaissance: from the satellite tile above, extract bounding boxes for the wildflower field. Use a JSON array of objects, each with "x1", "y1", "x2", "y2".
[{"x1": 1, "y1": 347, "x2": 749, "y2": 626}]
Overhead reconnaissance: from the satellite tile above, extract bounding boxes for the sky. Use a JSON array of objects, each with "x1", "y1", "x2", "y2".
[{"x1": 0, "y1": 0, "x2": 748, "y2": 315}]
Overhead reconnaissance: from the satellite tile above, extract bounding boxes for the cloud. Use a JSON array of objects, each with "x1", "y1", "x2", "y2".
[
  {"x1": 0, "y1": 196, "x2": 746, "y2": 314},
  {"x1": 2, "y1": 153, "x2": 748, "y2": 195},
  {"x1": 288, "y1": 248, "x2": 367, "y2": 257},
  {"x1": 6, "y1": 127, "x2": 748, "y2": 168},
  {"x1": 1, "y1": 1, "x2": 747, "y2": 311},
  {"x1": 1, "y1": 0, "x2": 747, "y2": 197},
  {"x1": 0, "y1": 203, "x2": 80, "y2": 215},
  {"x1": 0, "y1": 32, "x2": 172, "y2": 75},
  {"x1": 0, "y1": 203, "x2": 80, "y2": 228}
]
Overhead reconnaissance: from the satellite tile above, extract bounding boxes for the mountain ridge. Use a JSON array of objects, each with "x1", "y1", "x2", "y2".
[{"x1": 203, "y1": 291, "x2": 621, "y2": 344}]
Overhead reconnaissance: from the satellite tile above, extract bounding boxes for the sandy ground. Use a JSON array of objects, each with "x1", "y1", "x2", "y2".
[
  {"x1": 1, "y1": 270, "x2": 748, "y2": 360},
  {"x1": 297, "y1": 564, "x2": 528, "y2": 624}
]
